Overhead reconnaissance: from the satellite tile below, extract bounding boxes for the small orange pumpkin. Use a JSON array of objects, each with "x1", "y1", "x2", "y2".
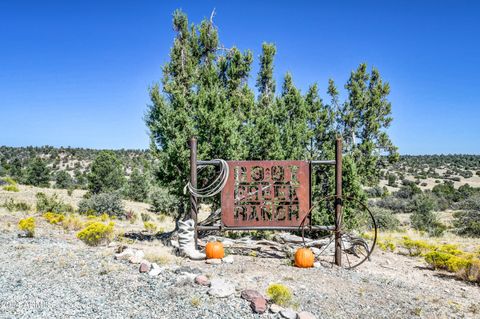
[
  {"x1": 205, "y1": 241, "x2": 225, "y2": 259},
  {"x1": 294, "y1": 247, "x2": 314, "y2": 268}
]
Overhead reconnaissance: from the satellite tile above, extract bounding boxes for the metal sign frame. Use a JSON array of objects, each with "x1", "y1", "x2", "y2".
[{"x1": 188, "y1": 137, "x2": 344, "y2": 266}]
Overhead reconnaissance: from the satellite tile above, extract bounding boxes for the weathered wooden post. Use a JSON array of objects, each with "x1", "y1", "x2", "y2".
[
  {"x1": 189, "y1": 136, "x2": 198, "y2": 249},
  {"x1": 334, "y1": 137, "x2": 343, "y2": 266}
]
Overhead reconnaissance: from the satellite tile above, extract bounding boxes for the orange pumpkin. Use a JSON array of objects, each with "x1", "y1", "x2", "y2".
[
  {"x1": 294, "y1": 247, "x2": 314, "y2": 268},
  {"x1": 205, "y1": 241, "x2": 225, "y2": 259}
]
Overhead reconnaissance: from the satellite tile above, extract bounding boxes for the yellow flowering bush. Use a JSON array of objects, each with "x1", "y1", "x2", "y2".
[{"x1": 77, "y1": 222, "x2": 114, "y2": 246}]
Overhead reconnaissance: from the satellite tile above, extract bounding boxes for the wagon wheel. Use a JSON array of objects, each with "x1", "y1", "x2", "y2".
[{"x1": 313, "y1": 196, "x2": 377, "y2": 269}]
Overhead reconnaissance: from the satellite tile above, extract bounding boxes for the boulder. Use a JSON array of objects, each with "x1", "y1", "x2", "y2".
[
  {"x1": 139, "y1": 260, "x2": 151, "y2": 273},
  {"x1": 280, "y1": 309, "x2": 297, "y2": 319},
  {"x1": 194, "y1": 275, "x2": 210, "y2": 286},
  {"x1": 240, "y1": 289, "x2": 263, "y2": 302},
  {"x1": 148, "y1": 263, "x2": 162, "y2": 277},
  {"x1": 207, "y1": 279, "x2": 235, "y2": 298},
  {"x1": 250, "y1": 296, "x2": 267, "y2": 314},
  {"x1": 205, "y1": 258, "x2": 222, "y2": 265},
  {"x1": 222, "y1": 255, "x2": 234, "y2": 264},
  {"x1": 297, "y1": 311, "x2": 317, "y2": 319},
  {"x1": 270, "y1": 304, "x2": 284, "y2": 313}
]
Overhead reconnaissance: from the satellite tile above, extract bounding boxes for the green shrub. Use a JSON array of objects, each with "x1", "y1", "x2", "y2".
[
  {"x1": 402, "y1": 237, "x2": 433, "y2": 256},
  {"x1": 453, "y1": 210, "x2": 480, "y2": 237},
  {"x1": 409, "y1": 194, "x2": 445, "y2": 236},
  {"x1": 25, "y1": 157, "x2": 51, "y2": 187},
  {"x1": 77, "y1": 222, "x2": 115, "y2": 246},
  {"x1": 371, "y1": 207, "x2": 400, "y2": 230},
  {"x1": 78, "y1": 192, "x2": 125, "y2": 218},
  {"x1": 35, "y1": 192, "x2": 73, "y2": 213},
  {"x1": 87, "y1": 151, "x2": 125, "y2": 194},
  {"x1": 2, "y1": 198, "x2": 31, "y2": 212},
  {"x1": 18, "y1": 217, "x2": 35, "y2": 237},
  {"x1": 3, "y1": 184, "x2": 19, "y2": 192},
  {"x1": 55, "y1": 170, "x2": 73, "y2": 189},
  {"x1": 144, "y1": 221, "x2": 158, "y2": 232},
  {"x1": 125, "y1": 168, "x2": 150, "y2": 202},
  {"x1": 149, "y1": 187, "x2": 180, "y2": 217},
  {"x1": 43, "y1": 212, "x2": 65, "y2": 224},
  {"x1": 266, "y1": 283, "x2": 293, "y2": 306},
  {"x1": 374, "y1": 196, "x2": 410, "y2": 214}
]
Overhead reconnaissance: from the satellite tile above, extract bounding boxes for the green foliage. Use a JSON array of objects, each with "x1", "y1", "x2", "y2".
[
  {"x1": 1, "y1": 176, "x2": 18, "y2": 191},
  {"x1": 18, "y1": 217, "x2": 35, "y2": 237},
  {"x1": 35, "y1": 192, "x2": 73, "y2": 213},
  {"x1": 125, "y1": 168, "x2": 149, "y2": 202},
  {"x1": 43, "y1": 212, "x2": 65, "y2": 224},
  {"x1": 2, "y1": 198, "x2": 30, "y2": 212},
  {"x1": 339, "y1": 64, "x2": 398, "y2": 186},
  {"x1": 371, "y1": 207, "x2": 400, "y2": 230},
  {"x1": 387, "y1": 173, "x2": 397, "y2": 187},
  {"x1": 25, "y1": 157, "x2": 50, "y2": 187},
  {"x1": 77, "y1": 221, "x2": 115, "y2": 246},
  {"x1": 409, "y1": 194, "x2": 445, "y2": 236},
  {"x1": 78, "y1": 192, "x2": 125, "y2": 218},
  {"x1": 55, "y1": 170, "x2": 73, "y2": 189},
  {"x1": 453, "y1": 210, "x2": 480, "y2": 237},
  {"x1": 148, "y1": 187, "x2": 181, "y2": 217},
  {"x1": 144, "y1": 221, "x2": 159, "y2": 233},
  {"x1": 146, "y1": 10, "x2": 397, "y2": 217},
  {"x1": 3, "y1": 184, "x2": 19, "y2": 192},
  {"x1": 401, "y1": 237, "x2": 433, "y2": 256},
  {"x1": 266, "y1": 283, "x2": 293, "y2": 306},
  {"x1": 87, "y1": 151, "x2": 125, "y2": 194}
]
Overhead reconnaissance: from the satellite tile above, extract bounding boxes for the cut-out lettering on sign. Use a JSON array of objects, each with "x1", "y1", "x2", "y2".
[{"x1": 221, "y1": 161, "x2": 310, "y2": 227}]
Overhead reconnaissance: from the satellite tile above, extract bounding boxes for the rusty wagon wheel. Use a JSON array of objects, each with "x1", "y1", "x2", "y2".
[{"x1": 313, "y1": 196, "x2": 377, "y2": 269}]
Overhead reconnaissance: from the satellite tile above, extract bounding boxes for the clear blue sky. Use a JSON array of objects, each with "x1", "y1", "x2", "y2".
[{"x1": 1, "y1": 1, "x2": 479, "y2": 154}]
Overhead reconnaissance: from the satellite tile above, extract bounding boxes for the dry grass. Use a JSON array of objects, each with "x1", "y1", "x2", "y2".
[{"x1": 0, "y1": 184, "x2": 176, "y2": 234}]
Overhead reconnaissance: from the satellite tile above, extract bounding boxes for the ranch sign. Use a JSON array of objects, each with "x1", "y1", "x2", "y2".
[{"x1": 221, "y1": 161, "x2": 310, "y2": 227}]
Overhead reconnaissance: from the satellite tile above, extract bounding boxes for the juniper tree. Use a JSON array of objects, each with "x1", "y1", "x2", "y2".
[
  {"x1": 146, "y1": 10, "x2": 250, "y2": 215},
  {"x1": 25, "y1": 157, "x2": 50, "y2": 187},
  {"x1": 339, "y1": 63, "x2": 398, "y2": 186},
  {"x1": 146, "y1": 10, "x2": 398, "y2": 219},
  {"x1": 87, "y1": 151, "x2": 125, "y2": 194},
  {"x1": 248, "y1": 43, "x2": 284, "y2": 160}
]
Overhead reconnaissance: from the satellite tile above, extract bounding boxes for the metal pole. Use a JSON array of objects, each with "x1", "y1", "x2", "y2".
[
  {"x1": 189, "y1": 137, "x2": 198, "y2": 249},
  {"x1": 334, "y1": 137, "x2": 343, "y2": 266}
]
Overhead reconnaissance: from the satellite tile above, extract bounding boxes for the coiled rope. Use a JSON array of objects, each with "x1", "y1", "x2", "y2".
[{"x1": 184, "y1": 159, "x2": 229, "y2": 198}]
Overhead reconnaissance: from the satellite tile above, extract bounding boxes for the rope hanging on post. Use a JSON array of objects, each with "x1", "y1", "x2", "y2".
[{"x1": 184, "y1": 159, "x2": 229, "y2": 198}]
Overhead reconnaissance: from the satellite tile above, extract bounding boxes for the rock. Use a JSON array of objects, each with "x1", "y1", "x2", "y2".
[
  {"x1": 250, "y1": 296, "x2": 267, "y2": 314},
  {"x1": 280, "y1": 309, "x2": 297, "y2": 319},
  {"x1": 114, "y1": 248, "x2": 135, "y2": 260},
  {"x1": 194, "y1": 275, "x2": 210, "y2": 286},
  {"x1": 206, "y1": 258, "x2": 222, "y2": 265},
  {"x1": 148, "y1": 263, "x2": 162, "y2": 277},
  {"x1": 180, "y1": 272, "x2": 197, "y2": 282},
  {"x1": 222, "y1": 255, "x2": 234, "y2": 264},
  {"x1": 207, "y1": 279, "x2": 235, "y2": 298},
  {"x1": 270, "y1": 304, "x2": 284, "y2": 313},
  {"x1": 128, "y1": 250, "x2": 145, "y2": 264},
  {"x1": 139, "y1": 260, "x2": 151, "y2": 273},
  {"x1": 297, "y1": 311, "x2": 317, "y2": 319},
  {"x1": 313, "y1": 262, "x2": 321, "y2": 268},
  {"x1": 241, "y1": 289, "x2": 263, "y2": 302},
  {"x1": 173, "y1": 266, "x2": 202, "y2": 275}
]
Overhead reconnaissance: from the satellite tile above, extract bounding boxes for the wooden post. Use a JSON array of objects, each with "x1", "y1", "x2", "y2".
[
  {"x1": 334, "y1": 137, "x2": 343, "y2": 266},
  {"x1": 189, "y1": 137, "x2": 198, "y2": 249}
]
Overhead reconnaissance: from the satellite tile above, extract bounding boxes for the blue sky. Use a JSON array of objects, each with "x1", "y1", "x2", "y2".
[{"x1": 0, "y1": 1, "x2": 479, "y2": 154}]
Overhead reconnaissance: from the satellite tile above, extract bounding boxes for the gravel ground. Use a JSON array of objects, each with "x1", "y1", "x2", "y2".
[{"x1": 1, "y1": 214, "x2": 479, "y2": 319}]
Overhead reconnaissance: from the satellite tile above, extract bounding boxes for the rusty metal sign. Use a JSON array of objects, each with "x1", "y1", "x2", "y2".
[{"x1": 221, "y1": 161, "x2": 310, "y2": 227}]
